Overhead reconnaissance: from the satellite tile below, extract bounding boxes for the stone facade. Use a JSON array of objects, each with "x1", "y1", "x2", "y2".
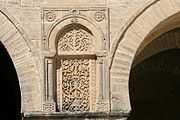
[{"x1": 1, "y1": 0, "x2": 180, "y2": 119}]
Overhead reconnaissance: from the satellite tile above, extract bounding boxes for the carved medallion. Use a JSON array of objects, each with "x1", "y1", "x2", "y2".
[
  {"x1": 46, "y1": 11, "x2": 56, "y2": 22},
  {"x1": 94, "y1": 11, "x2": 105, "y2": 22}
]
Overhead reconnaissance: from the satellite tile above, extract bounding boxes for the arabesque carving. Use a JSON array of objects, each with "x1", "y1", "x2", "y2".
[
  {"x1": 56, "y1": 24, "x2": 97, "y2": 112},
  {"x1": 58, "y1": 28, "x2": 93, "y2": 52},
  {"x1": 61, "y1": 59, "x2": 90, "y2": 112}
]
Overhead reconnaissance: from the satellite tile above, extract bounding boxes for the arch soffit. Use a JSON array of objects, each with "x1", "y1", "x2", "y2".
[
  {"x1": 47, "y1": 14, "x2": 105, "y2": 56},
  {"x1": 132, "y1": 12, "x2": 180, "y2": 68},
  {"x1": 136, "y1": 11, "x2": 180, "y2": 57}
]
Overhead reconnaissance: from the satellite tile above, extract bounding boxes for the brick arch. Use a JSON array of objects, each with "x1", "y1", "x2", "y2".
[
  {"x1": 0, "y1": 8, "x2": 41, "y2": 112},
  {"x1": 110, "y1": 0, "x2": 180, "y2": 112}
]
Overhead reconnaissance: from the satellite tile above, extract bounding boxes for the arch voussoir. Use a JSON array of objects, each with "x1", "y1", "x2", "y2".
[
  {"x1": 110, "y1": 0, "x2": 180, "y2": 112},
  {"x1": 0, "y1": 8, "x2": 41, "y2": 112}
]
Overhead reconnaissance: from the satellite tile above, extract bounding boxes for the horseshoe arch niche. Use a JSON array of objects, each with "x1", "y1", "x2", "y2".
[{"x1": 43, "y1": 16, "x2": 108, "y2": 112}]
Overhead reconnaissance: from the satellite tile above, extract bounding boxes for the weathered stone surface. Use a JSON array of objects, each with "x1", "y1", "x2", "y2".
[
  {"x1": 23, "y1": 112, "x2": 129, "y2": 120},
  {"x1": 0, "y1": 0, "x2": 180, "y2": 119}
]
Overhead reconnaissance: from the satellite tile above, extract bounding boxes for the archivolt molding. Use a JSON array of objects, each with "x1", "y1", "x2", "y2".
[
  {"x1": 133, "y1": 27, "x2": 180, "y2": 68},
  {"x1": 0, "y1": 7, "x2": 32, "y2": 52},
  {"x1": 109, "y1": 0, "x2": 160, "y2": 69},
  {"x1": 135, "y1": 11, "x2": 180, "y2": 58},
  {"x1": 110, "y1": 0, "x2": 180, "y2": 112},
  {"x1": 0, "y1": 7, "x2": 41, "y2": 112},
  {"x1": 132, "y1": 12, "x2": 180, "y2": 67}
]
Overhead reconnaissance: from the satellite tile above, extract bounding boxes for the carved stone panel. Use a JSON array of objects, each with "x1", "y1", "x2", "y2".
[
  {"x1": 58, "y1": 25, "x2": 93, "y2": 54},
  {"x1": 42, "y1": 7, "x2": 109, "y2": 113},
  {"x1": 56, "y1": 24, "x2": 97, "y2": 112},
  {"x1": 56, "y1": 58, "x2": 96, "y2": 112},
  {"x1": 61, "y1": 58, "x2": 90, "y2": 112}
]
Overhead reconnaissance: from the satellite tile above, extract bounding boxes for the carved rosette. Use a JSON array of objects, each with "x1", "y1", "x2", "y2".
[
  {"x1": 94, "y1": 11, "x2": 105, "y2": 22},
  {"x1": 46, "y1": 11, "x2": 56, "y2": 22}
]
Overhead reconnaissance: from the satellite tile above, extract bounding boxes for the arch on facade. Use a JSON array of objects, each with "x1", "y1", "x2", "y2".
[
  {"x1": 0, "y1": 8, "x2": 41, "y2": 112},
  {"x1": 43, "y1": 15, "x2": 108, "y2": 112},
  {"x1": 110, "y1": 0, "x2": 180, "y2": 112}
]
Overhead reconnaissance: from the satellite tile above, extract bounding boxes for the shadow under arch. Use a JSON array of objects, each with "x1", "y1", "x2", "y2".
[
  {"x1": 128, "y1": 48, "x2": 180, "y2": 120},
  {"x1": 0, "y1": 42, "x2": 21, "y2": 119}
]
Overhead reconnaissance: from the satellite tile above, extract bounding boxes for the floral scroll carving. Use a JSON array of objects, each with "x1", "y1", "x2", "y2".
[
  {"x1": 61, "y1": 59, "x2": 90, "y2": 112},
  {"x1": 58, "y1": 28, "x2": 93, "y2": 52},
  {"x1": 56, "y1": 24, "x2": 97, "y2": 112}
]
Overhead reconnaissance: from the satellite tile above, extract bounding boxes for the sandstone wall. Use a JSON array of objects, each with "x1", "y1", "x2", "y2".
[{"x1": 0, "y1": 0, "x2": 180, "y2": 114}]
